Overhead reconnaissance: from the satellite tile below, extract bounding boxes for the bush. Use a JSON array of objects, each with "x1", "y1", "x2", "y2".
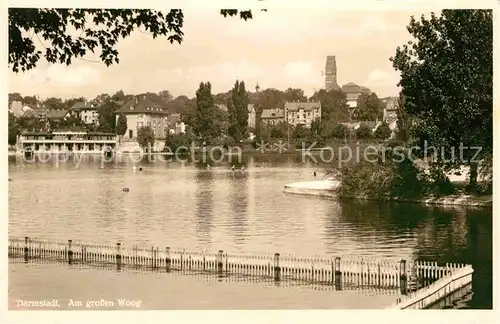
[
  {"x1": 331, "y1": 124, "x2": 348, "y2": 139},
  {"x1": 355, "y1": 124, "x2": 373, "y2": 139},
  {"x1": 423, "y1": 166, "x2": 456, "y2": 196},
  {"x1": 164, "y1": 134, "x2": 193, "y2": 155},
  {"x1": 374, "y1": 121, "x2": 391, "y2": 140},
  {"x1": 340, "y1": 149, "x2": 427, "y2": 199},
  {"x1": 339, "y1": 159, "x2": 396, "y2": 199}
]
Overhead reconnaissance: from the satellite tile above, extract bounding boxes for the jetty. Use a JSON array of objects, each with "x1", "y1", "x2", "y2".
[{"x1": 8, "y1": 236, "x2": 473, "y2": 309}]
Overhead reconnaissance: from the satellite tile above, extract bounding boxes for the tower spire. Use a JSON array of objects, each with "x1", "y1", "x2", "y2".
[{"x1": 255, "y1": 81, "x2": 260, "y2": 93}]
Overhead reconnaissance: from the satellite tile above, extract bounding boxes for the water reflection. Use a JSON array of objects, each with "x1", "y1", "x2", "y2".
[
  {"x1": 195, "y1": 169, "x2": 214, "y2": 245},
  {"x1": 228, "y1": 172, "x2": 249, "y2": 246}
]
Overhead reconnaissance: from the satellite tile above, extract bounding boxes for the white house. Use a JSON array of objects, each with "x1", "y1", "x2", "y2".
[
  {"x1": 70, "y1": 101, "x2": 99, "y2": 125},
  {"x1": 115, "y1": 96, "x2": 169, "y2": 140}
]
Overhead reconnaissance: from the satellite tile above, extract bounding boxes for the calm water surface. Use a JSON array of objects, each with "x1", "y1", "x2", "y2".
[{"x1": 8, "y1": 154, "x2": 492, "y2": 309}]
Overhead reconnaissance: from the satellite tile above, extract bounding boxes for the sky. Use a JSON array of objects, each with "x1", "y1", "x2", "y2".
[{"x1": 7, "y1": 7, "x2": 434, "y2": 100}]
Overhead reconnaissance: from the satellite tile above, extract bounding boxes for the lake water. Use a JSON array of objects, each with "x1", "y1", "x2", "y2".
[{"x1": 7, "y1": 153, "x2": 492, "y2": 309}]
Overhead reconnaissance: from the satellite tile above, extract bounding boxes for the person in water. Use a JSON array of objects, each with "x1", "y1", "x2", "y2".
[
  {"x1": 231, "y1": 165, "x2": 235, "y2": 172},
  {"x1": 138, "y1": 166, "x2": 143, "y2": 171},
  {"x1": 206, "y1": 164, "x2": 211, "y2": 170},
  {"x1": 313, "y1": 170, "x2": 317, "y2": 178}
]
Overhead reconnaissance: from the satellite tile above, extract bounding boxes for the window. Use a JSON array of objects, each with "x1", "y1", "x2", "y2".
[
  {"x1": 153, "y1": 121, "x2": 156, "y2": 128},
  {"x1": 128, "y1": 130, "x2": 133, "y2": 138}
]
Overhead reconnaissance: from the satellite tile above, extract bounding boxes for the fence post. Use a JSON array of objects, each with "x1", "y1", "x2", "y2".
[
  {"x1": 24, "y1": 236, "x2": 29, "y2": 263},
  {"x1": 116, "y1": 243, "x2": 122, "y2": 271},
  {"x1": 273, "y1": 253, "x2": 281, "y2": 282},
  {"x1": 165, "y1": 247, "x2": 171, "y2": 272},
  {"x1": 399, "y1": 259, "x2": 408, "y2": 295},
  {"x1": 68, "y1": 240, "x2": 73, "y2": 265},
  {"x1": 217, "y1": 250, "x2": 224, "y2": 275},
  {"x1": 378, "y1": 262, "x2": 381, "y2": 287},
  {"x1": 335, "y1": 257, "x2": 342, "y2": 290}
]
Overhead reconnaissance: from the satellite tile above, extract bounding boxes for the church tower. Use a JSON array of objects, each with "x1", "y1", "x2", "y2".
[{"x1": 325, "y1": 55, "x2": 340, "y2": 91}]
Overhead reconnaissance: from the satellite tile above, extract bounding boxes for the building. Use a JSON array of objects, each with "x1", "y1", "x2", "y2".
[
  {"x1": 260, "y1": 108, "x2": 285, "y2": 126},
  {"x1": 70, "y1": 101, "x2": 99, "y2": 125},
  {"x1": 325, "y1": 55, "x2": 340, "y2": 91},
  {"x1": 247, "y1": 104, "x2": 256, "y2": 129},
  {"x1": 380, "y1": 96, "x2": 399, "y2": 138},
  {"x1": 166, "y1": 113, "x2": 186, "y2": 135},
  {"x1": 17, "y1": 131, "x2": 117, "y2": 154},
  {"x1": 381, "y1": 97, "x2": 398, "y2": 123},
  {"x1": 115, "y1": 96, "x2": 169, "y2": 140},
  {"x1": 341, "y1": 83, "x2": 372, "y2": 108},
  {"x1": 284, "y1": 101, "x2": 322, "y2": 128}
]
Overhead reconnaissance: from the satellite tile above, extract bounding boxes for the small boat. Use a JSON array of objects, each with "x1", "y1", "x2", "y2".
[{"x1": 283, "y1": 171, "x2": 341, "y2": 197}]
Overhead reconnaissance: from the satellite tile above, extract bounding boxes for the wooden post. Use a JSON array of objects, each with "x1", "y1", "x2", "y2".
[
  {"x1": 24, "y1": 236, "x2": 29, "y2": 263},
  {"x1": 399, "y1": 259, "x2": 408, "y2": 295},
  {"x1": 165, "y1": 247, "x2": 171, "y2": 272},
  {"x1": 273, "y1": 253, "x2": 281, "y2": 282},
  {"x1": 68, "y1": 240, "x2": 73, "y2": 265},
  {"x1": 334, "y1": 257, "x2": 342, "y2": 290},
  {"x1": 217, "y1": 250, "x2": 223, "y2": 275},
  {"x1": 116, "y1": 243, "x2": 122, "y2": 271},
  {"x1": 377, "y1": 262, "x2": 381, "y2": 288}
]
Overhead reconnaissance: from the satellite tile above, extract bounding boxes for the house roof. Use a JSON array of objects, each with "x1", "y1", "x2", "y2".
[
  {"x1": 115, "y1": 97, "x2": 168, "y2": 115},
  {"x1": 261, "y1": 109, "x2": 285, "y2": 119},
  {"x1": 38, "y1": 109, "x2": 69, "y2": 119},
  {"x1": 71, "y1": 101, "x2": 97, "y2": 111},
  {"x1": 284, "y1": 101, "x2": 321, "y2": 111},
  {"x1": 341, "y1": 83, "x2": 372, "y2": 95},
  {"x1": 22, "y1": 109, "x2": 38, "y2": 118}
]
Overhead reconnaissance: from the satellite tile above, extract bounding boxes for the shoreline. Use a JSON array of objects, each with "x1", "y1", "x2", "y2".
[{"x1": 341, "y1": 194, "x2": 492, "y2": 207}]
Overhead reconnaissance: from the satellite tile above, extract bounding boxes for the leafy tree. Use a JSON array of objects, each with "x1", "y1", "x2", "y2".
[
  {"x1": 354, "y1": 93, "x2": 383, "y2": 121},
  {"x1": 194, "y1": 82, "x2": 216, "y2": 139},
  {"x1": 111, "y1": 90, "x2": 127, "y2": 102},
  {"x1": 395, "y1": 92, "x2": 410, "y2": 144},
  {"x1": 158, "y1": 90, "x2": 173, "y2": 103},
  {"x1": 356, "y1": 124, "x2": 373, "y2": 139},
  {"x1": 213, "y1": 92, "x2": 230, "y2": 105},
  {"x1": 9, "y1": 9, "x2": 254, "y2": 72},
  {"x1": 310, "y1": 118, "x2": 322, "y2": 136},
  {"x1": 8, "y1": 93, "x2": 23, "y2": 106},
  {"x1": 310, "y1": 89, "x2": 349, "y2": 122},
  {"x1": 164, "y1": 133, "x2": 193, "y2": 155},
  {"x1": 269, "y1": 122, "x2": 288, "y2": 139},
  {"x1": 22, "y1": 95, "x2": 38, "y2": 105},
  {"x1": 227, "y1": 80, "x2": 249, "y2": 143},
  {"x1": 116, "y1": 114, "x2": 128, "y2": 143},
  {"x1": 391, "y1": 9, "x2": 492, "y2": 190},
  {"x1": 92, "y1": 93, "x2": 111, "y2": 105},
  {"x1": 42, "y1": 97, "x2": 65, "y2": 110},
  {"x1": 213, "y1": 105, "x2": 229, "y2": 135},
  {"x1": 292, "y1": 124, "x2": 309, "y2": 140},
  {"x1": 374, "y1": 121, "x2": 391, "y2": 140},
  {"x1": 8, "y1": 112, "x2": 19, "y2": 146},
  {"x1": 97, "y1": 99, "x2": 120, "y2": 132},
  {"x1": 284, "y1": 88, "x2": 307, "y2": 102},
  {"x1": 170, "y1": 95, "x2": 192, "y2": 115},
  {"x1": 137, "y1": 126, "x2": 155, "y2": 152},
  {"x1": 331, "y1": 123, "x2": 348, "y2": 139}
]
